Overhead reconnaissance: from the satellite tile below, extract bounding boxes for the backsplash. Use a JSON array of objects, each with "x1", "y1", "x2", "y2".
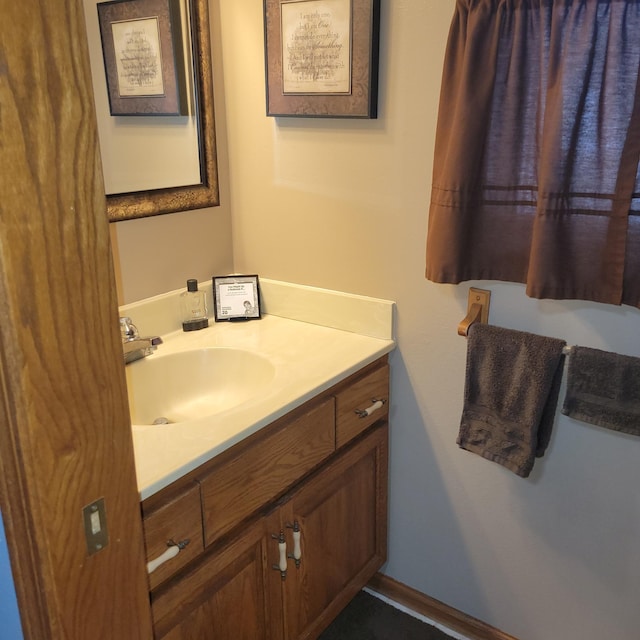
[{"x1": 119, "y1": 279, "x2": 395, "y2": 341}]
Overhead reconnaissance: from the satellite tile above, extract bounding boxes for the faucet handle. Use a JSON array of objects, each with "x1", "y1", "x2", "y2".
[{"x1": 119, "y1": 316, "x2": 139, "y2": 341}]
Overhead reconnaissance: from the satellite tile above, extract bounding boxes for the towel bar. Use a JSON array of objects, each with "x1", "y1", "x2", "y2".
[
  {"x1": 457, "y1": 288, "x2": 574, "y2": 355},
  {"x1": 458, "y1": 314, "x2": 574, "y2": 357}
]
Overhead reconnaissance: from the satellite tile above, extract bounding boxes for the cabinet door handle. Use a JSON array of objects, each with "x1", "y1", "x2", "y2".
[
  {"x1": 286, "y1": 521, "x2": 302, "y2": 567},
  {"x1": 147, "y1": 539, "x2": 189, "y2": 574},
  {"x1": 355, "y1": 398, "x2": 386, "y2": 418},
  {"x1": 271, "y1": 531, "x2": 287, "y2": 579}
]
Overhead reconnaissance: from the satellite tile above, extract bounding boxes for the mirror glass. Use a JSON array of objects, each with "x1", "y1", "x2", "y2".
[{"x1": 83, "y1": 0, "x2": 219, "y2": 221}]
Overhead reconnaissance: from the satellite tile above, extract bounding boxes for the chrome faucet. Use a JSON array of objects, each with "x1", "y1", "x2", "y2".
[{"x1": 120, "y1": 317, "x2": 163, "y2": 364}]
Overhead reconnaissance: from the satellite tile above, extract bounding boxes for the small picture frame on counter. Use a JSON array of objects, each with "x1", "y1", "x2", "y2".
[{"x1": 212, "y1": 275, "x2": 262, "y2": 321}]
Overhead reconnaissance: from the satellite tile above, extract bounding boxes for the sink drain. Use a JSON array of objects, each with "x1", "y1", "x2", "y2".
[{"x1": 152, "y1": 417, "x2": 173, "y2": 425}]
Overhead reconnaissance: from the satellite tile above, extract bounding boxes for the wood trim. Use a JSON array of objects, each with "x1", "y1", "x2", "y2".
[
  {"x1": 0, "y1": 405, "x2": 50, "y2": 639},
  {"x1": 0, "y1": 1, "x2": 153, "y2": 637},
  {"x1": 367, "y1": 573, "x2": 520, "y2": 640}
]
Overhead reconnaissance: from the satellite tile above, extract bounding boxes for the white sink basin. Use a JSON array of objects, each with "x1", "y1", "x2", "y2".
[{"x1": 125, "y1": 348, "x2": 276, "y2": 425}]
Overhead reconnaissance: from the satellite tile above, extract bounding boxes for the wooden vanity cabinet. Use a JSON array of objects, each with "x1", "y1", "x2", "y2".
[
  {"x1": 151, "y1": 515, "x2": 276, "y2": 640},
  {"x1": 270, "y1": 424, "x2": 388, "y2": 639},
  {"x1": 142, "y1": 483, "x2": 204, "y2": 592},
  {"x1": 199, "y1": 398, "x2": 336, "y2": 547},
  {"x1": 143, "y1": 356, "x2": 390, "y2": 640}
]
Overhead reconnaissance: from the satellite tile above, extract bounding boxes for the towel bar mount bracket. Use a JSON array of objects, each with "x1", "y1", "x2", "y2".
[{"x1": 458, "y1": 288, "x2": 491, "y2": 337}]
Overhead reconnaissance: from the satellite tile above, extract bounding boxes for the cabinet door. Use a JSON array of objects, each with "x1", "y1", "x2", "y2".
[
  {"x1": 277, "y1": 423, "x2": 389, "y2": 640},
  {"x1": 151, "y1": 515, "x2": 281, "y2": 640}
]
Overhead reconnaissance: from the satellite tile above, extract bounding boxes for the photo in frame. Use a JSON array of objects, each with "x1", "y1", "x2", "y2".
[
  {"x1": 97, "y1": 0, "x2": 188, "y2": 115},
  {"x1": 212, "y1": 275, "x2": 262, "y2": 322},
  {"x1": 263, "y1": 0, "x2": 380, "y2": 118}
]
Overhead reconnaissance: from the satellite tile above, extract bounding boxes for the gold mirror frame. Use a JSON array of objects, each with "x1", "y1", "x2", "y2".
[{"x1": 106, "y1": 0, "x2": 219, "y2": 222}]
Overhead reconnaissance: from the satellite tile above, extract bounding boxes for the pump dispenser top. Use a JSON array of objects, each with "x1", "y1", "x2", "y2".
[{"x1": 181, "y1": 279, "x2": 208, "y2": 331}]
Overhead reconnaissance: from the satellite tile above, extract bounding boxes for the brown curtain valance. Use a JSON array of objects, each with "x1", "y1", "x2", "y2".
[{"x1": 426, "y1": 0, "x2": 640, "y2": 308}]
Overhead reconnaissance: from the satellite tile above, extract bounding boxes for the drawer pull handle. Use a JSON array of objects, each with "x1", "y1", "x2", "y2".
[
  {"x1": 355, "y1": 398, "x2": 386, "y2": 419},
  {"x1": 286, "y1": 521, "x2": 302, "y2": 567},
  {"x1": 147, "y1": 538, "x2": 190, "y2": 574},
  {"x1": 272, "y1": 531, "x2": 287, "y2": 579}
]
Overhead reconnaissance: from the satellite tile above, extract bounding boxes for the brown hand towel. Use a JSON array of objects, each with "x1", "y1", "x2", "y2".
[
  {"x1": 458, "y1": 324, "x2": 566, "y2": 478},
  {"x1": 561, "y1": 346, "x2": 640, "y2": 436}
]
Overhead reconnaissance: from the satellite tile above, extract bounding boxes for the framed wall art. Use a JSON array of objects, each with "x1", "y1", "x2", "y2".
[
  {"x1": 97, "y1": 0, "x2": 188, "y2": 115},
  {"x1": 263, "y1": 0, "x2": 380, "y2": 118},
  {"x1": 212, "y1": 275, "x2": 262, "y2": 322}
]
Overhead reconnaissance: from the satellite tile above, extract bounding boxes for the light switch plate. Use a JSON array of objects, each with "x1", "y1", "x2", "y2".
[{"x1": 82, "y1": 498, "x2": 109, "y2": 556}]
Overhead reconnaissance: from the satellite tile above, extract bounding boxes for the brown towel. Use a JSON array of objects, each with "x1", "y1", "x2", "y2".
[
  {"x1": 458, "y1": 324, "x2": 566, "y2": 478},
  {"x1": 561, "y1": 346, "x2": 640, "y2": 436}
]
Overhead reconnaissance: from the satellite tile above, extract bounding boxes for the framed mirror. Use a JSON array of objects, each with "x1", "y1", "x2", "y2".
[{"x1": 84, "y1": 0, "x2": 219, "y2": 221}]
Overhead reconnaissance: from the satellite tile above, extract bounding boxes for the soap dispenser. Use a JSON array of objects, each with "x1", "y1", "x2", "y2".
[{"x1": 181, "y1": 279, "x2": 209, "y2": 331}]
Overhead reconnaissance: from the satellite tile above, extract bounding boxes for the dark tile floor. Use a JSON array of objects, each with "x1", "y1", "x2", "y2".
[{"x1": 318, "y1": 591, "x2": 457, "y2": 640}]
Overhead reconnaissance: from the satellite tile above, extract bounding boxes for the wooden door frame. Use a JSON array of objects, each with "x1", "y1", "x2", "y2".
[{"x1": 0, "y1": 1, "x2": 152, "y2": 637}]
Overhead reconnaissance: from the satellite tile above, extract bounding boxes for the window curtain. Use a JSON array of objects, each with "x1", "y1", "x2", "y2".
[{"x1": 425, "y1": 0, "x2": 640, "y2": 308}]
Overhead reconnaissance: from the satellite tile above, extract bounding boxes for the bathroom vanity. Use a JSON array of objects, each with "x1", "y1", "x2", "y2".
[
  {"x1": 121, "y1": 280, "x2": 395, "y2": 639},
  {"x1": 143, "y1": 358, "x2": 388, "y2": 639}
]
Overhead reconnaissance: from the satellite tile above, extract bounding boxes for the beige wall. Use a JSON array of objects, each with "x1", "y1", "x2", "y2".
[
  {"x1": 111, "y1": 2, "x2": 640, "y2": 639},
  {"x1": 111, "y1": 206, "x2": 232, "y2": 304}
]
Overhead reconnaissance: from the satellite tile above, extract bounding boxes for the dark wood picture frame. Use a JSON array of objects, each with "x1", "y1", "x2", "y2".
[
  {"x1": 263, "y1": 0, "x2": 380, "y2": 118},
  {"x1": 212, "y1": 275, "x2": 262, "y2": 322},
  {"x1": 97, "y1": 0, "x2": 188, "y2": 115}
]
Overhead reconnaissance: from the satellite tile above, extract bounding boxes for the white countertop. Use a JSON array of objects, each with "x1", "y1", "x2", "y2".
[{"x1": 123, "y1": 281, "x2": 395, "y2": 500}]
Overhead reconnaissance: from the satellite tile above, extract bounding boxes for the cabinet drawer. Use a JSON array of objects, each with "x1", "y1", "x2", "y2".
[
  {"x1": 335, "y1": 363, "x2": 389, "y2": 447},
  {"x1": 200, "y1": 398, "x2": 335, "y2": 547},
  {"x1": 142, "y1": 483, "x2": 204, "y2": 591}
]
